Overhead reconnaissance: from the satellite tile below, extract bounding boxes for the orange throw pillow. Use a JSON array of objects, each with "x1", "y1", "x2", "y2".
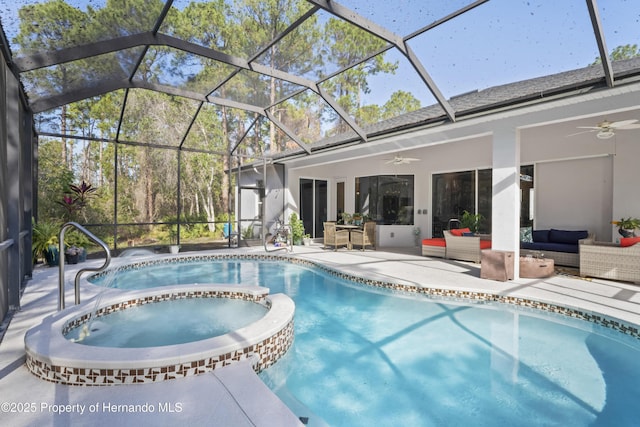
[
  {"x1": 620, "y1": 237, "x2": 640, "y2": 247},
  {"x1": 450, "y1": 228, "x2": 471, "y2": 236}
]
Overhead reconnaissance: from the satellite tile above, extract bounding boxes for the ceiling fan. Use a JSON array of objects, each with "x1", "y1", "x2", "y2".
[
  {"x1": 385, "y1": 155, "x2": 420, "y2": 165},
  {"x1": 571, "y1": 119, "x2": 640, "y2": 139}
]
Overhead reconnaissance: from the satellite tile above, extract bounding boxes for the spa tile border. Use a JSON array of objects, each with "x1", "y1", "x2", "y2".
[
  {"x1": 62, "y1": 288, "x2": 269, "y2": 336},
  {"x1": 25, "y1": 285, "x2": 294, "y2": 386},
  {"x1": 27, "y1": 319, "x2": 294, "y2": 386},
  {"x1": 90, "y1": 253, "x2": 640, "y2": 341}
]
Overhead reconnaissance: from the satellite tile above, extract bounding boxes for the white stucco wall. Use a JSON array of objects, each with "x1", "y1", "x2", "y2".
[
  {"x1": 283, "y1": 124, "x2": 640, "y2": 248},
  {"x1": 535, "y1": 156, "x2": 613, "y2": 240}
]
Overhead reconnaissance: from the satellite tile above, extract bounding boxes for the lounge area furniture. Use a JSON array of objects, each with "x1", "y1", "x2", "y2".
[
  {"x1": 422, "y1": 237, "x2": 446, "y2": 258},
  {"x1": 579, "y1": 238, "x2": 640, "y2": 284},
  {"x1": 421, "y1": 228, "x2": 491, "y2": 262},
  {"x1": 521, "y1": 229, "x2": 594, "y2": 267},
  {"x1": 323, "y1": 222, "x2": 350, "y2": 251},
  {"x1": 350, "y1": 221, "x2": 376, "y2": 251},
  {"x1": 443, "y1": 229, "x2": 492, "y2": 263}
]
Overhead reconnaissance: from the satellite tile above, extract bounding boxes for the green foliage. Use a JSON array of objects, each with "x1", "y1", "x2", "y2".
[
  {"x1": 460, "y1": 210, "x2": 484, "y2": 234},
  {"x1": 22, "y1": 0, "x2": 417, "y2": 247},
  {"x1": 592, "y1": 43, "x2": 640, "y2": 65},
  {"x1": 612, "y1": 217, "x2": 640, "y2": 230},
  {"x1": 289, "y1": 212, "x2": 305, "y2": 244},
  {"x1": 32, "y1": 219, "x2": 60, "y2": 261},
  {"x1": 63, "y1": 230, "x2": 91, "y2": 248}
]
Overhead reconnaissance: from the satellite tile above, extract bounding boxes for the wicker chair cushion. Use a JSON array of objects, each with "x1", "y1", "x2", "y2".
[
  {"x1": 422, "y1": 238, "x2": 446, "y2": 247},
  {"x1": 479, "y1": 240, "x2": 492, "y2": 250}
]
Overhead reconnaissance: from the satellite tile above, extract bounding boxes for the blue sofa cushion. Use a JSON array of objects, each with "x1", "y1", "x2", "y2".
[
  {"x1": 521, "y1": 241, "x2": 580, "y2": 254},
  {"x1": 549, "y1": 229, "x2": 588, "y2": 245},
  {"x1": 532, "y1": 229, "x2": 550, "y2": 243}
]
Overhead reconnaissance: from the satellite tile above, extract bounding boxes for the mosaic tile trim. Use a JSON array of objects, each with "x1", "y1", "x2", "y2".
[
  {"x1": 26, "y1": 319, "x2": 294, "y2": 386},
  {"x1": 89, "y1": 253, "x2": 640, "y2": 340},
  {"x1": 61, "y1": 289, "x2": 268, "y2": 335}
]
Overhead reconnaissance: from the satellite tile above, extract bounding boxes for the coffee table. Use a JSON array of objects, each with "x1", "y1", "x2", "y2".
[{"x1": 519, "y1": 256, "x2": 554, "y2": 278}]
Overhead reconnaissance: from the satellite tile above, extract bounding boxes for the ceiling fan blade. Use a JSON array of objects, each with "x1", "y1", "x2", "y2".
[
  {"x1": 567, "y1": 130, "x2": 596, "y2": 137},
  {"x1": 609, "y1": 119, "x2": 638, "y2": 128},
  {"x1": 576, "y1": 126, "x2": 601, "y2": 130},
  {"x1": 617, "y1": 123, "x2": 640, "y2": 130}
]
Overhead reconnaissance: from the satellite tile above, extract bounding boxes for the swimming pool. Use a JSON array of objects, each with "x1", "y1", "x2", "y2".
[{"x1": 89, "y1": 256, "x2": 640, "y2": 426}]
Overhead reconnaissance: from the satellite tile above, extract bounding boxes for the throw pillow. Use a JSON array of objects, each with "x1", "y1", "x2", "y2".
[
  {"x1": 620, "y1": 237, "x2": 640, "y2": 247},
  {"x1": 520, "y1": 227, "x2": 533, "y2": 243},
  {"x1": 450, "y1": 228, "x2": 471, "y2": 236}
]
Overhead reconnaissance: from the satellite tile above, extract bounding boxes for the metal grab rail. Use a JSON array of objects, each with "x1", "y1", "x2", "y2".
[{"x1": 58, "y1": 222, "x2": 112, "y2": 311}]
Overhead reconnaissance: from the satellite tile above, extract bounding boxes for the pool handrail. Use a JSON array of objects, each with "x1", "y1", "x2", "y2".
[{"x1": 58, "y1": 222, "x2": 111, "y2": 311}]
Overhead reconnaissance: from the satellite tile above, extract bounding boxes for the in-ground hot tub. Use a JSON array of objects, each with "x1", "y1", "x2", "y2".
[{"x1": 25, "y1": 285, "x2": 295, "y2": 385}]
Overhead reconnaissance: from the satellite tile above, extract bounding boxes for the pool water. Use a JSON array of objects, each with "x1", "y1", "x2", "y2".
[
  {"x1": 64, "y1": 298, "x2": 267, "y2": 348},
  {"x1": 91, "y1": 261, "x2": 640, "y2": 426}
]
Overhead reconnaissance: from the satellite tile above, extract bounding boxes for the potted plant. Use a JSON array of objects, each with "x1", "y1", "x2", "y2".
[
  {"x1": 32, "y1": 220, "x2": 60, "y2": 266},
  {"x1": 340, "y1": 212, "x2": 352, "y2": 225},
  {"x1": 460, "y1": 210, "x2": 484, "y2": 234},
  {"x1": 611, "y1": 217, "x2": 640, "y2": 238},
  {"x1": 303, "y1": 233, "x2": 312, "y2": 246},
  {"x1": 289, "y1": 213, "x2": 305, "y2": 245},
  {"x1": 64, "y1": 230, "x2": 90, "y2": 262},
  {"x1": 64, "y1": 245, "x2": 81, "y2": 264},
  {"x1": 353, "y1": 213, "x2": 363, "y2": 226}
]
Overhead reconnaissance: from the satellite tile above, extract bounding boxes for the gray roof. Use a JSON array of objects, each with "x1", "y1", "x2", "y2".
[{"x1": 270, "y1": 56, "x2": 640, "y2": 161}]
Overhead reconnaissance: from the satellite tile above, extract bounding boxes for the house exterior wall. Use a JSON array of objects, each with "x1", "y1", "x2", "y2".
[
  {"x1": 284, "y1": 121, "x2": 637, "y2": 248},
  {"x1": 535, "y1": 156, "x2": 613, "y2": 240}
]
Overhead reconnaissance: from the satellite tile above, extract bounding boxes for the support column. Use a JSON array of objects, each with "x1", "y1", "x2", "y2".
[
  {"x1": 492, "y1": 127, "x2": 521, "y2": 278},
  {"x1": 7, "y1": 71, "x2": 21, "y2": 309}
]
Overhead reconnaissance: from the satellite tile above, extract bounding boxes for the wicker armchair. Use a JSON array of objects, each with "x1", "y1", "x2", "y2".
[
  {"x1": 350, "y1": 221, "x2": 376, "y2": 251},
  {"x1": 443, "y1": 230, "x2": 492, "y2": 263},
  {"x1": 579, "y1": 240, "x2": 640, "y2": 284},
  {"x1": 323, "y1": 222, "x2": 350, "y2": 251}
]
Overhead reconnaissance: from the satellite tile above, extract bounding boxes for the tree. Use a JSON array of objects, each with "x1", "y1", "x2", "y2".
[
  {"x1": 592, "y1": 43, "x2": 640, "y2": 64},
  {"x1": 320, "y1": 19, "x2": 398, "y2": 134},
  {"x1": 382, "y1": 90, "x2": 421, "y2": 120}
]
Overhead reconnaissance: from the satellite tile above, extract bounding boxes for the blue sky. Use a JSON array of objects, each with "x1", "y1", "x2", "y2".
[
  {"x1": 2, "y1": 0, "x2": 638, "y2": 111},
  {"x1": 356, "y1": 0, "x2": 640, "y2": 106}
]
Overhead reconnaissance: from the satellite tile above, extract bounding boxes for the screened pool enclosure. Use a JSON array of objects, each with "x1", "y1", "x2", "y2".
[{"x1": 1, "y1": 0, "x2": 640, "y2": 320}]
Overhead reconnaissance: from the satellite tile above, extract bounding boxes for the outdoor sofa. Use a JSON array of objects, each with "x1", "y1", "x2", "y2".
[
  {"x1": 520, "y1": 229, "x2": 594, "y2": 267},
  {"x1": 579, "y1": 237, "x2": 640, "y2": 284}
]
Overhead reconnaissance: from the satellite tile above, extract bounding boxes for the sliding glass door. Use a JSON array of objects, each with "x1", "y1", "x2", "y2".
[
  {"x1": 431, "y1": 169, "x2": 491, "y2": 237},
  {"x1": 299, "y1": 178, "x2": 327, "y2": 238}
]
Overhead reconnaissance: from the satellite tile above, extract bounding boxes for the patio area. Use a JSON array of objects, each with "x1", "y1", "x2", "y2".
[{"x1": 2, "y1": 245, "x2": 640, "y2": 426}]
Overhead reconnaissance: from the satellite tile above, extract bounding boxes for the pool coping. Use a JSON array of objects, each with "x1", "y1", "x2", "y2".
[{"x1": 24, "y1": 285, "x2": 295, "y2": 385}]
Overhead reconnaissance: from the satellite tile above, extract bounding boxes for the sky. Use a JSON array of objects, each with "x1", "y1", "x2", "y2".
[{"x1": 1, "y1": 0, "x2": 638, "y2": 111}]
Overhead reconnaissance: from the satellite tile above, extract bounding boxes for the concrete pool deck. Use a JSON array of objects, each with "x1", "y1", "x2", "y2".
[{"x1": 2, "y1": 245, "x2": 640, "y2": 426}]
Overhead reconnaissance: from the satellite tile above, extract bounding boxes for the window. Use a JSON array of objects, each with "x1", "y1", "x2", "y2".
[{"x1": 355, "y1": 175, "x2": 414, "y2": 225}]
